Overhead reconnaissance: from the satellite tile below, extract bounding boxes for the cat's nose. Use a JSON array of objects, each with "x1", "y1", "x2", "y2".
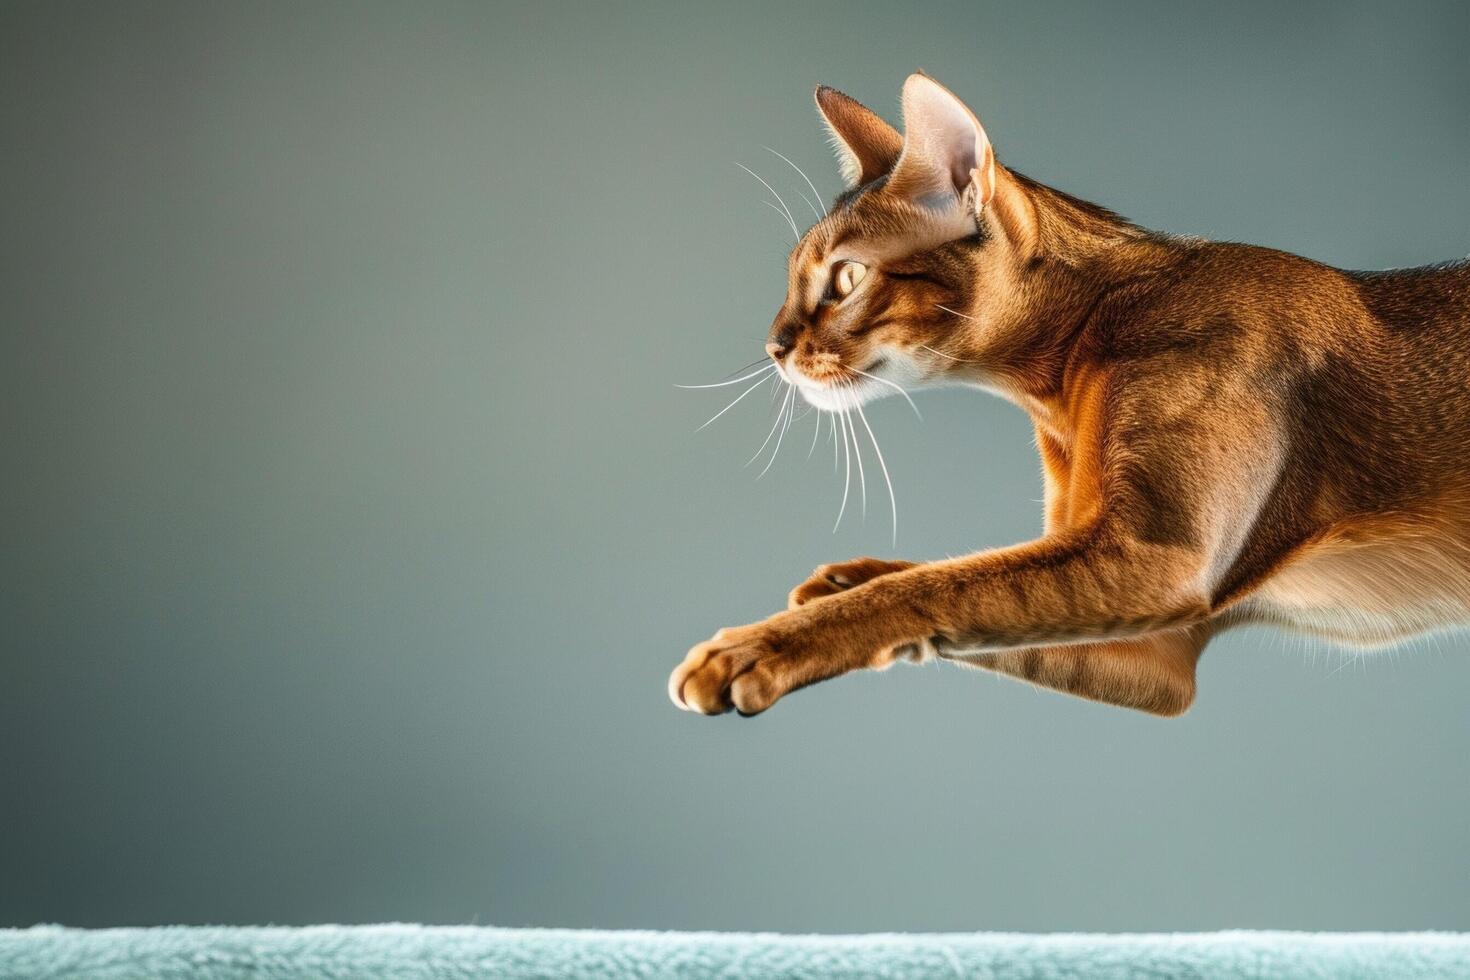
[{"x1": 767, "y1": 317, "x2": 798, "y2": 360}]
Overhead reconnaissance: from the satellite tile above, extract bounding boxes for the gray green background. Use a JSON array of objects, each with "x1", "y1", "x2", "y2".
[{"x1": 4, "y1": 0, "x2": 1469, "y2": 931}]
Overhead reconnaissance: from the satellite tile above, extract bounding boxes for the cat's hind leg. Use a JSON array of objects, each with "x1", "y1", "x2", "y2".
[{"x1": 941, "y1": 625, "x2": 1214, "y2": 717}]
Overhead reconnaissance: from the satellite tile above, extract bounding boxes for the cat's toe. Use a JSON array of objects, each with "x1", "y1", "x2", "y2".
[
  {"x1": 787, "y1": 558, "x2": 915, "y2": 609},
  {"x1": 669, "y1": 643, "x2": 730, "y2": 714},
  {"x1": 729, "y1": 664, "x2": 781, "y2": 716},
  {"x1": 788, "y1": 575, "x2": 843, "y2": 608}
]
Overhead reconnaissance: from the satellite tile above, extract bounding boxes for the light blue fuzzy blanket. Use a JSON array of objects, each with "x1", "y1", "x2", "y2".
[{"x1": 3, "y1": 925, "x2": 1468, "y2": 979}]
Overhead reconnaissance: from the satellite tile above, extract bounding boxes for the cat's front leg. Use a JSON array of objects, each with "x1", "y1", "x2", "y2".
[
  {"x1": 786, "y1": 557, "x2": 935, "y2": 664},
  {"x1": 670, "y1": 530, "x2": 1215, "y2": 717}
]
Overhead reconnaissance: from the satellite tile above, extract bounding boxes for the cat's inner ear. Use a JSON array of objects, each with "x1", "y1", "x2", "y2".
[
  {"x1": 814, "y1": 86, "x2": 903, "y2": 189},
  {"x1": 889, "y1": 73, "x2": 996, "y2": 218}
]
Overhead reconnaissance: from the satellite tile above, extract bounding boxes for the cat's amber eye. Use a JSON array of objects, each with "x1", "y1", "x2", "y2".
[{"x1": 832, "y1": 261, "x2": 867, "y2": 299}]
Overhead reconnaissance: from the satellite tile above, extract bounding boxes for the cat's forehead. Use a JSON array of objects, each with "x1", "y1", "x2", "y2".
[{"x1": 794, "y1": 188, "x2": 970, "y2": 269}]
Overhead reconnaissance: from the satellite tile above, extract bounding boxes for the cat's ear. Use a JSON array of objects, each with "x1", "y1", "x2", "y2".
[
  {"x1": 888, "y1": 73, "x2": 997, "y2": 219},
  {"x1": 814, "y1": 86, "x2": 903, "y2": 188}
]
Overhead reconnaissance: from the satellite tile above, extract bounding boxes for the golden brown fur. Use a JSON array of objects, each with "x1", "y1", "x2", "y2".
[{"x1": 669, "y1": 74, "x2": 1470, "y2": 718}]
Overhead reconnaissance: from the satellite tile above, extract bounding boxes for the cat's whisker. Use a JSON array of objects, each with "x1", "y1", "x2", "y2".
[
  {"x1": 833, "y1": 400, "x2": 852, "y2": 533},
  {"x1": 847, "y1": 366, "x2": 923, "y2": 420},
  {"x1": 762, "y1": 146, "x2": 824, "y2": 220},
  {"x1": 729, "y1": 355, "x2": 772, "y2": 375},
  {"x1": 696, "y1": 373, "x2": 772, "y2": 432},
  {"x1": 794, "y1": 190, "x2": 821, "y2": 222},
  {"x1": 780, "y1": 386, "x2": 797, "y2": 438},
  {"x1": 757, "y1": 385, "x2": 797, "y2": 479},
  {"x1": 747, "y1": 383, "x2": 793, "y2": 466},
  {"x1": 844, "y1": 387, "x2": 868, "y2": 519},
  {"x1": 919, "y1": 344, "x2": 981, "y2": 363},
  {"x1": 760, "y1": 199, "x2": 798, "y2": 239},
  {"x1": 935, "y1": 303, "x2": 975, "y2": 320},
  {"x1": 806, "y1": 399, "x2": 823, "y2": 460},
  {"x1": 675, "y1": 363, "x2": 776, "y2": 389},
  {"x1": 736, "y1": 162, "x2": 800, "y2": 241},
  {"x1": 718, "y1": 355, "x2": 776, "y2": 380},
  {"x1": 829, "y1": 410, "x2": 839, "y2": 472},
  {"x1": 855, "y1": 401, "x2": 898, "y2": 546}
]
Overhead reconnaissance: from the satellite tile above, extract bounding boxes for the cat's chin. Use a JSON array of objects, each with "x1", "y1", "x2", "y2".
[{"x1": 794, "y1": 380, "x2": 878, "y2": 412}]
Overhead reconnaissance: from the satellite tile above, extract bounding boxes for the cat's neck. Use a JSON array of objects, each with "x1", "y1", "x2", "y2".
[
  {"x1": 966, "y1": 177, "x2": 1178, "y2": 414},
  {"x1": 1009, "y1": 169, "x2": 1157, "y2": 268}
]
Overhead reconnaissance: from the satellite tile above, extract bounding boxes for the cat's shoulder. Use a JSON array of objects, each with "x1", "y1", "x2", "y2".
[{"x1": 1083, "y1": 241, "x2": 1363, "y2": 368}]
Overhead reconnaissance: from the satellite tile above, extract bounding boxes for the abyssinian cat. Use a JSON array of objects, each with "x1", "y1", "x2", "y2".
[{"x1": 669, "y1": 73, "x2": 1470, "y2": 718}]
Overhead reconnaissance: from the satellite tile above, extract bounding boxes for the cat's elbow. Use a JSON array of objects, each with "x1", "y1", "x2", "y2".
[
  {"x1": 1142, "y1": 676, "x2": 1196, "y2": 718},
  {"x1": 1118, "y1": 651, "x2": 1198, "y2": 718}
]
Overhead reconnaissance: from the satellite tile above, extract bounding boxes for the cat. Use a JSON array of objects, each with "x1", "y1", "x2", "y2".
[{"x1": 669, "y1": 72, "x2": 1470, "y2": 718}]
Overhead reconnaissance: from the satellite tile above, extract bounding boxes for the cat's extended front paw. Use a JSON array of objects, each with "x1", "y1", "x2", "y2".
[
  {"x1": 669, "y1": 614, "x2": 860, "y2": 717},
  {"x1": 787, "y1": 557, "x2": 916, "y2": 609},
  {"x1": 668, "y1": 621, "x2": 785, "y2": 716}
]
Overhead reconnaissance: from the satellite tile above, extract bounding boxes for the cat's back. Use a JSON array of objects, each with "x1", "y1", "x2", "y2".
[
  {"x1": 1104, "y1": 241, "x2": 1470, "y2": 376},
  {"x1": 1092, "y1": 240, "x2": 1470, "y2": 498},
  {"x1": 1346, "y1": 258, "x2": 1470, "y2": 340},
  {"x1": 1092, "y1": 240, "x2": 1368, "y2": 373}
]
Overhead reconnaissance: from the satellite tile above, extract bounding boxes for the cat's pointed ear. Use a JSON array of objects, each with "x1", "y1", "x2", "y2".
[
  {"x1": 814, "y1": 86, "x2": 903, "y2": 188},
  {"x1": 889, "y1": 73, "x2": 997, "y2": 218}
]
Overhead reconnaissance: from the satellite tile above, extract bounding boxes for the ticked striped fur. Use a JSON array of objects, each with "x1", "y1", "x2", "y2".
[{"x1": 669, "y1": 73, "x2": 1470, "y2": 718}]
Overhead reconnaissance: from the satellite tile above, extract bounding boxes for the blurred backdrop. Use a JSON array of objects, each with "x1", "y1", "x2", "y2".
[{"x1": 4, "y1": 0, "x2": 1470, "y2": 932}]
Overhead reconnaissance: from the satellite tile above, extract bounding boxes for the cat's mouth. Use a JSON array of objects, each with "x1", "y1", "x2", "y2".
[{"x1": 787, "y1": 357, "x2": 889, "y2": 411}]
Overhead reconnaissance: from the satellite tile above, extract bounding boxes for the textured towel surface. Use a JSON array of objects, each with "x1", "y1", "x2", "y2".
[{"x1": 3, "y1": 925, "x2": 1469, "y2": 979}]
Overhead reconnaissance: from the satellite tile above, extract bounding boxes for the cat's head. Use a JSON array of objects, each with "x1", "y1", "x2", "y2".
[{"x1": 769, "y1": 73, "x2": 1045, "y2": 411}]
